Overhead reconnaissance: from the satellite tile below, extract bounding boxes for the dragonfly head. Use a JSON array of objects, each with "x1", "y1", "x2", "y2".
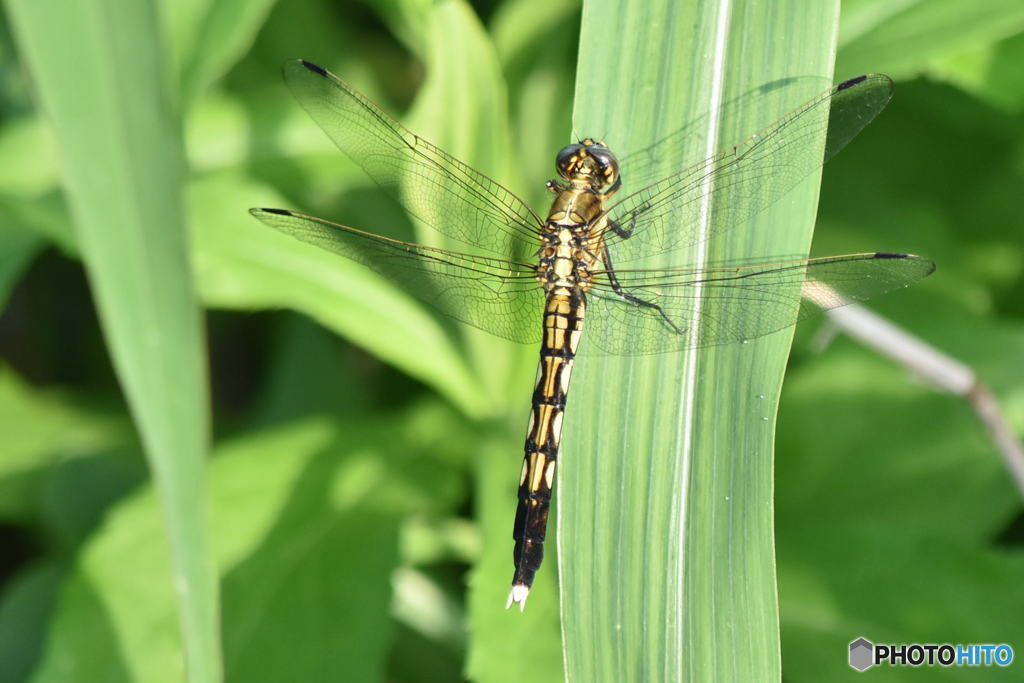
[{"x1": 556, "y1": 138, "x2": 620, "y2": 192}]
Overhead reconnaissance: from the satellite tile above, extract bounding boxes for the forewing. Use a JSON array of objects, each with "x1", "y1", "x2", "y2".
[
  {"x1": 283, "y1": 60, "x2": 543, "y2": 256},
  {"x1": 585, "y1": 252, "x2": 934, "y2": 355},
  {"x1": 251, "y1": 208, "x2": 543, "y2": 344},
  {"x1": 604, "y1": 75, "x2": 893, "y2": 264},
  {"x1": 616, "y1": 75, "x2": 825, "y2": 193}
]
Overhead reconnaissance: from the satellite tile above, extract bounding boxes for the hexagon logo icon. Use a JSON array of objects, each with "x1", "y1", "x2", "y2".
[{"x1": 849, "y1": 637, "x2": 875, "y2": 671}]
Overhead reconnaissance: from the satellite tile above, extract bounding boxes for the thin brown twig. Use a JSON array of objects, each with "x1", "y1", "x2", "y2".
[{"x1": 808, "y1": 301, "x2": 1024, "y2": 499}]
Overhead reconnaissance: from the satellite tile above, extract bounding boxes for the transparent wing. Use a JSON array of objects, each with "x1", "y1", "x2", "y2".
[
  {"x1": 584, "y1": 252, "x2": 935, "y2": 355},
  {"x1": 616, "y1": 75, "x2": 826, "y2": 193},
  {"x1": 251, "y1": 208, "x2": 544, "y2": 344},
  {"x1": 283, "y1": 60, "x2": 544, "y2": 256},
  {"x1": 604, "y1": 74, "x2": 893, "y2": 264}
]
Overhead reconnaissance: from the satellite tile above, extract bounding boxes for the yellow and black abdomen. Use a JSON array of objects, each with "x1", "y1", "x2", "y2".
[
  {"x1": 506, "y1": 185, "x2": 604, "y2": 610},
  {"x1": 509, "y1": 287, "x2": 585, "y2": 603}
]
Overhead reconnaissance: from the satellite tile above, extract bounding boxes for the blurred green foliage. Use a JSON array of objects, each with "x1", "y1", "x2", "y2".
[{"x1": 0, "y1": 0, "x2": 1022, "y2": 681}]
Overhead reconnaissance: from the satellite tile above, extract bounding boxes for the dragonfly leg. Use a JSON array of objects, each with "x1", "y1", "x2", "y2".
[
  {"x1": 609, "y1": 208, "x2": 645, "y2": 238},
  {"x1": 610, "y1": 214, "x2": 632, "y2": 238},
  {"x1": 601, "y1": 242, "x2": 685, "y2": 336}
]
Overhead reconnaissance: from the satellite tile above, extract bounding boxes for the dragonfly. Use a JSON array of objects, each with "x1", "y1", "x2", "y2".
[{"x1": 251, "y1": 60, "x2": 935, "y2": 611}]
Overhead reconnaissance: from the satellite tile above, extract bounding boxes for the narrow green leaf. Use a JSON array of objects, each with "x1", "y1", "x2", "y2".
[
  {"x1": 493, "y1": 0, "x2": 579, "y2": 213},
  {"x1": 560, "y1": 1, "x2": 842, "y2": 681},
  {"x1": 4, "y1": 1, "x2": 217, "y2": 681},
  {"x1": 491, "y1": 0, "x2": 580, "y2": 67},
  {"x1": 178, "y1": 0, "x2": 279, "y2": 104},
  {"x1": 402, "y1": 0, "x2": 540, "y2": 415}
]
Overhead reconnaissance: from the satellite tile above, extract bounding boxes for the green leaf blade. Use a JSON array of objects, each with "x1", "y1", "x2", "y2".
[
  {"x1": 560, "y1": 1, "x2": 844, "y2": 681},
  {"x1": 5, "y1": 0, "x2": 218, "y2": 680}
]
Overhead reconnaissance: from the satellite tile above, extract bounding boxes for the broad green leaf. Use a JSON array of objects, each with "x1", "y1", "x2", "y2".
[
  {"x1": 777, "y1": 340, "x2": 1024, "y2": 681},
  {"x1": 0, "y1": 369, "x2": 143, "y2": 682},
  {"x1": 782, "y1": 539, "x2": 1024, "y2": 682},
  {"x1": 184, "y1": 92, "x2": 356, "y2": 175},
  {"x1": 0, "y1": 563, "x2": 64, "y2": 683},
  {"x1": 778, "y1": 349, "x2": 1021, "y2": 544},
  {"x1": 192, "y1": 172, "x2": 487, "y2": 418},
  {"x1": 366, "y1": 0, "x2": 433, "y2": 58},
  {"x1": 468, "y1": 434, "x2": 564, "y2": 683},
  {"x1": 0, "y1": 117, "x2": 58, "y2": 195},
  {"x1": 0, "y1": 192, "x2": 75, "y2": 258},
  {"x1": 837, "y1": 0, "x2": 917, "y2": 45},
  {"x1": 837, "y1": 0, "x2": 1024, "y2": 80},
  {"x1": 783, "y1": 85, "x2": 1024, "y2": 682},
  {"x1": 31, "y1": 410, "x2": 465, "y2": 683},
  {"x1": 560, "y1": 1, "x2": 842, "y2": 681},
  {"x1": 217, "y1": 421, "x2": 402, "y2": 683},
  {"x1": 926, "y1": 32, "x2": 1024, "y2": 114},
  {"x1": 0, "y1": 207, "x2": 42, "y2": 309},
  {"x1": 4, "y1": 1, "x2": 217, "y2": 681},
  {"x1": 248, "y1": 312, "x2": 370, "y2": 424},
  {"x1": 0, "y1": 367, "x2": 133, "y2": 521}
]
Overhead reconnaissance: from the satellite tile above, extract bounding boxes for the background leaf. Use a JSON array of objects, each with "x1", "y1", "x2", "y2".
[
  {"x1": 30, "y1": 410, "x2": 467, "y2": 682},
  {"x1": 3, "y1": 0, "x2": 216, "y2": 680},
  {"x1": 838, "y1": 0, "x2": 1024, "y2": 80}
]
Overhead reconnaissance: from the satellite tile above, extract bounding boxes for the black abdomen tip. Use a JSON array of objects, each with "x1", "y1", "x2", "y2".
[
  {"x1": 837, "y1": 75, "x2": 868, "y2": 91},
  {"x1": 300, "y1": 60, "x2": 327, "y2": 77},
  {"x1": 872, "y1": 252, "x2": 908, "y2": 259}
]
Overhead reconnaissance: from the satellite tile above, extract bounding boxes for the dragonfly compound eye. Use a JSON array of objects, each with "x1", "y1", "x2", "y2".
[
  {"x1": 588, "y1": 146, "x2": 620, "y2": 191},
  {"x1": 556, "y1": 141, "x2": 620, "y2": 191},
  {"x1": 555, "y1": 144, "x2": 585, "y2": 181}
]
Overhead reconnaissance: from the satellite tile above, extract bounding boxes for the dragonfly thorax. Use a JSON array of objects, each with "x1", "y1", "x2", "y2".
[
  {"x1": 541, "y1": 153, "x2": 611, "y2": 295},
  {"x1": 535, "y1": 223, "x2": 602, "y2": 294},
  {"x1": 555, "y1": 138, "x2": 620, "y2": 192}
]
